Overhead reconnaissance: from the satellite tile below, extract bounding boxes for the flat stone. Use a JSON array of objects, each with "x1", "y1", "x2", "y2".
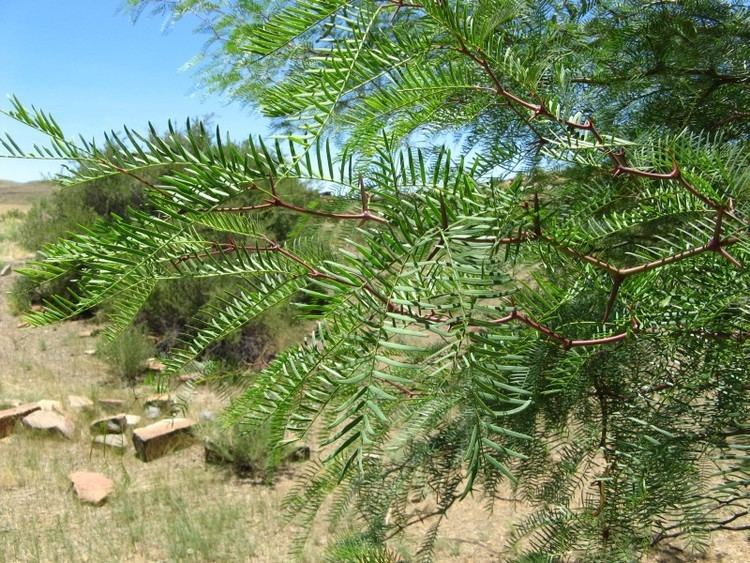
[
  {"x1": 199, "y1": 410, "x2": 216, "y2": 422},
  {"x1": 23, "y1": 410, "x2": 75, "y2": 439},
  {"x1": 93, "y1": 434, "x2": 127, "y2": 450},
  {"x1": 0, "y1": 403, "x2": 41, "y2": 438},
  {"x1": 132, "y1": 418, "x2": 196, "y2": 462},
  {"x1": 98, "y1": 398, "x2": 126, "y2": 412},
  {"x1": 124, "y1": 414, "x2": 141, "y2": 427},
  {"x1": 37, "y1": 399, "x2": 64, "y2": 413},
  {"x1": 69, "y1": 471, "x2": 114, "y2": 505},
  {"x1": 68, "y1": 395, "x2": 94, "y2": 410},
  {"x1": 146, "y1": 358, "x2": 166, "y2": 372},
  {"x1": 77, "y1": 328, "x2": 99, "y2": 338},
  {"x1": 90, "y1": 415, "x2": 127, "y2": 435},
  {"x1": 144, "y1": 393, "x2": 173, "y2": 410}
]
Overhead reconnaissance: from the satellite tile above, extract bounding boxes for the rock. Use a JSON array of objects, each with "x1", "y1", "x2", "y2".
[
  {"x1": 0, "y1": 403, "x2": 41, "y2": 438},
  {"x1": 68, "y1": 395, "x2": 94, "y2": 410},
  {"x1": 90, "y1": 415, "x2": 127, "y2": 435},
  {"x1": 93, "y1": 434, "x2": 127, "y2": 450},
  {"x1": 77, "y1": 327, "x2": 99, "y2": 338},
  {"x1": 132, "y1": 418, "x2": 196, "y2": 462},
  {"x1": 30, "y1": 304, "x2": 43, "y2": 313},
  {"x1": 146, "y1": 358, "x2": 166, "y2": 372},
  {"x1": 199, "y1": 410, "x2": 216, "y2": 422},
  {"x1": 145, "y1": 406, "x2": 161, "y2": 420},
  {"x1": 177, "y1": 373, "x2": 199, "y2": 384},
  {"x1": 83, "y1": 349, "x2": 96, "y2": 356},
  {"x1": 37, "y1": 399, "x2": 64, "y2": 413},
  {"x1": 69, "y1": 471, "x2": 114, "y2": 505},
  {"x1": 144, "y1": 393, "x2": 173, "y2": 410},
  {"x1": 23, "y1": 410, "x2": 75, "y2": 439},
  {"x1": 16, "y1": 321, "x2": 29, "y2": 329},
  {"x1": 124, "y1": 414, "x2": 141, "y2": 427},
  {"x1": 0, "y1": 263, "x2": 11, "y2": 276},
  {"x1": 98, "y1": 398, "x2": 126, "y2": 412}
]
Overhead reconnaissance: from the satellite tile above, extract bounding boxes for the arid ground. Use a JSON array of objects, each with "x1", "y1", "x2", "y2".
[{"x1": 0, "y1": 182, "x2": 746, "y2": 562}]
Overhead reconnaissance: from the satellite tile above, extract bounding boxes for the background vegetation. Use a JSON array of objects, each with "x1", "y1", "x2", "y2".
[{"x1": 9, "y1": 131, "x2": 333, "y2": 378}]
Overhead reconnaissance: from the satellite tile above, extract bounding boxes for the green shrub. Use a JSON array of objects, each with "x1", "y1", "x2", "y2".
[
  {"x1": 96, "y1": 324, "x2": 155, "y2": 385},
  {"x1": 16, "y1": 192, "x2": 98, "y2": 252},
  {"x1": 201, "y1": 421, "x2": 282, "y2": 480},
  {"x1": 7, "y1": 272, "x2": 76, "y2": 315},
  {"x1": 6, "y1": 278, "x2": 31, "y2": 315}
]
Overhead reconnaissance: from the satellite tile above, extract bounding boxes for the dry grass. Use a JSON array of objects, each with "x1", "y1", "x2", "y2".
[
  {"x1": 0, "y1": 210, "x2": 27, "y2": 264},
  {"x1": 0, "y1": 179, "x2": 55, "y2": 263},
  {"x1": 0, "y1": 256, "x2": 518, "y2": 562},
  {"x1": 0, "y1": 204, "x2": 747, "y2": 562}
]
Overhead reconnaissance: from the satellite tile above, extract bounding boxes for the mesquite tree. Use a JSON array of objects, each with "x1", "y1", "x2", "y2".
[{"x1": 3, "y1": 0, "x2": 750, "y2": 560}]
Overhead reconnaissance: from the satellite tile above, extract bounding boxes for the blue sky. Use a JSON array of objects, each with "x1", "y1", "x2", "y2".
[{"x1": 0, "y1": 1, "x2": 269, "y2": 181}]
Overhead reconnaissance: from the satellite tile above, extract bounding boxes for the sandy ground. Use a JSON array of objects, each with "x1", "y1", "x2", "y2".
[
  {"x1": 0, "y1": 263, "x2": 521, "y2": 562},
  {"x1": 0, "y1": 207, "x2": 748, "y2": 561}
]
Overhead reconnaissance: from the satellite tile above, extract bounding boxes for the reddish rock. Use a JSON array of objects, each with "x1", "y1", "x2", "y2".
[
  {"x1": 0, "y1": 403, "x2": 41, "y2": 438},
  {"x1": 78, "y1": 327, "x2": 99, "y2": 338},
  {"x1": 68, "y1": 395, "x2": 94, "y2": 410},
  {"x1": 69, "y1": 471, "x2": 114, "y2": 505},
  {"x1": 23, "y1": 410, "x2": 75, "y2": 439},
  {"x1": 143, "y1": 393, "x2": 173, "y2": 410},
  {"x1": 124, "y1": 414, "x2": 141, "y2": 427},
  {"x1": 90, "y1": 415, "x2": 127, "y2": 435},
  {"x1": 132, "y1": 418, "x2": 195, "y2": 462},
  {"x1": 177, "y1": 373, "x2": 199, "y2": 384},
  {"x1": 146, "y1": 358, "x2": 166, "y2": 372},
  {"x1": 37, "y1": 399, "x2": 64, "y2": 413}
]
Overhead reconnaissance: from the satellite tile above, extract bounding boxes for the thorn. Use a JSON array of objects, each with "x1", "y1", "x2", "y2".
[{"x1": 603, "y1": 275, "x2": 623, "y2": 322}]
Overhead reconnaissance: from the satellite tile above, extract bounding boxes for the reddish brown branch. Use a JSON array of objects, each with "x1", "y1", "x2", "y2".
[
  {"x1": 214, "y1": 202, "x2": 275, "y2": 213},
  {"x1": 216, "y1": 196, "x2": 387, "y2": 223},
  {"x1": 381, "y1": 378, "x2": 418, "y2": 398},
  {"x1": 488, "y1": 309, "x2": 632, "y2": 349},
  {"x1": 453, "y1": 43, "x2": 739, "y2": 217}
]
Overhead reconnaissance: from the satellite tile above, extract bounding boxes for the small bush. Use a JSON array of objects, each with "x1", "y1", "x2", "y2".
[
  {"x1": 97, "y1": 325, "x2": 155, "y2": 385},
  {"x1": 201, "y1": 421, "x2": 300, "y2": 481},
  {"x1": 7, "y1": 274, "x2": 73, "y2": 315},
  {"x1": 16, "y1": 194, "x2": 98, "y2": 252}
]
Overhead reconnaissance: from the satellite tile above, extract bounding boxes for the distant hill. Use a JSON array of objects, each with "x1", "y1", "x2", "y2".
[{"x1": 0, "y1": 179, "x2": 58, "y2": 212}]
